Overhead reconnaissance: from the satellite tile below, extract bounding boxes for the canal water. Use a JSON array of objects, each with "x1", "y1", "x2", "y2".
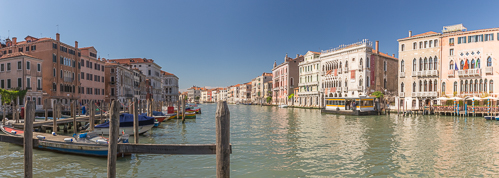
[{"x1": 1, "y1": 103, "x2": 499, "y2": 177}]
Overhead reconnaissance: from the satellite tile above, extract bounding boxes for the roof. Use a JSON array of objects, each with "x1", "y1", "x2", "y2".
[
  {"x1": 262, "y1": 72, "x2": 272, "y2": 77},
  {"x1": 15, "y1": 37, "x2": 51, "y2": 45},
  {"x1": 372, "y1": 49, "x2": 398, "y2": 60},
  {"x1": 310, "y1": 51, "x2": 321, "y2": 54},
  {"x1": 0, "y1": 52, "x2": 39, "y2": 60},
  {"x1": 79, "y1": 46, "x2": 95, "y2": 50},
  {"x1": 160, "y1": 70, "x2": 177, "y2": 77},
  {"x1": 108, "y1": 58, "x2": 155, "y2": 64},
  {"x1": 400, "y1": 31, "x2": 439, "y2": 40}
]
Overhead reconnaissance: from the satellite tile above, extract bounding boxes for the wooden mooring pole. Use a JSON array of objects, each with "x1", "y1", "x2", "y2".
[
  {"x1": 24, "y1": 101, "x2": 35, "y2": 178},
  {"x1": 182, "y1": 98, "x2": 185, "y2": 123},
  {"x1": 128, "y1": 99, "x2": 132, "y2": 114},
  {"x1": 177, "y1": 98, "x2": 180, "y2": 119},
  {"x1": 53, "y1": 101, "x2": 58, "y2": 133},
  {"x1": 90, "y1": 100, "x2": 95, "y2": 131},
  {"x1": 216, "y1": 101, "x2": 230, "y2": 178},
  {"x1": 107, "y1": 100, "x2": 120, "y2": 178},
  {"x1": 73, "y1": 100, "x2": 77, "y2": 134},
  {"x1": 133, "y1": 98, "x2": 139, "y2": 144}
]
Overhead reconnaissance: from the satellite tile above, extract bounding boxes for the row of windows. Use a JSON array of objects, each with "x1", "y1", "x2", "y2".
[
  {"x1": 81, "y1": 72, "x2": 105, "y2": 83},
  {"x1": 81, "y1": 87, "x2": 104, "y2": 95},
  {"x1": 448, "y1": 57, "x2": 493, "y2": 70},
  {"x1": 326, "y1": 100, "x2": 346, "y2": 105},
  {"x1": 400, "y1": 39, "x2": 439, "y2": 51},
  {"x1": 1, "y1": 45, "x2": 37, "y2": 55},
  {"x1": 0, "y1": 78, "x2": 41, "y2": 89},
  {"x1": 54, "y1": 43, "x2": 80, "y2": 57},
  {"x1": 0, "y1": 61, "x2": 41, "y2": 72},
  {"x1": 451, "y1": 33, "x2": 498, "y2": 45},
  {"x1": 81, "y1": 59, "x2": 104, "y2": 71},
  {"x1": 401, "y1": 80, "x2": 438, "y2": 93},
  {"x1": 300, "y1": 64, "x2": 319, "y2": 73},
  {"x1": 400, "y1": 56, "x2": 438, "y2": 72},
  {"x1": 444, "y1": 79, "x2": 494, "y2": 93}
]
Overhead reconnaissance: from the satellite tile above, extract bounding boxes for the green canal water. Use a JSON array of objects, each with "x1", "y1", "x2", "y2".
[{"x1": 2, "y1": 104, "x2": 499, "y2": 177}]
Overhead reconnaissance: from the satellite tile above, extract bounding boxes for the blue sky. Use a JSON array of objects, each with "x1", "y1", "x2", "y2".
[{"x1": 2, "y1": 0, "x2": 498, "y2": 91}]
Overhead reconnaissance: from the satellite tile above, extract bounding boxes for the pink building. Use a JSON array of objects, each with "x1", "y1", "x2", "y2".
[
  {"x1": 441, "y1": 26, "x2": 499, "y2": 101},
  {"x1": 79, "y1": 47, "x2": 105, "y2": 105},
  {"x1": 272, "y1": 54, "x2": 303, "y2": 105}
]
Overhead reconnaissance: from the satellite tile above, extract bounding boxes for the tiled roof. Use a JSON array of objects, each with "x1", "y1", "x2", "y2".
[
  {"x1": 0, "y1": 52, "x2": 38, "y2": 59},
  {"x1": 108, "y1": 58, "x2": 155, "y2": 64},
  {"x1": 372, "y1": 49, "x2": 398, "y2": 60},
  {"x1": 400, "y1": 31, "x2": 439, "y2": 40},
  {"x1": 15, "y1": 37, "x2": 51, "y2": 45},
  {"x1": 310, "y1": 51, "x2": 321, "y2": 54}
]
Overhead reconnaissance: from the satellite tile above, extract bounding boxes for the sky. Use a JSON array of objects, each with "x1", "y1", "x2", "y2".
[{"x1": 2, "y1": 0, "x2": 499, "y2": 91}]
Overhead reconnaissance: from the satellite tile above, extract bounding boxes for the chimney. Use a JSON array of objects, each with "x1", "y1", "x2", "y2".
[
  {"x1": 409, "y1": 31, "x2": 412, "y2": 37},
  {"x1": 296, "y1": 54, "x2": 299, "y2": 58},
  {"x1": 75, "y1": 41, "x2": 78, "y2": 49},
  {"x1": 375, "y1": 41, "x2": 379, "y2": 54},
  {"x1": 12, "y1": 37, "x2": 17, "y2": 46},
  {"x1": 56, "y1": 33, "x2": 60, "y2": 41},
  {"x1": 392, "y1": 54, "x2": 395, "y2": 57}
]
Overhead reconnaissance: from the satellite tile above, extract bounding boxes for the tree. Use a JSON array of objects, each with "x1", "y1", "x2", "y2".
[
  {"x1": 195, "y1": 96, "x2": 200, "y2": 101},
  {"x1": 371, "y1": 91, "x2": 384, "y2": 98},
  {"x1": 266, "y1": 96, "x2": 272, "y2": 103}
]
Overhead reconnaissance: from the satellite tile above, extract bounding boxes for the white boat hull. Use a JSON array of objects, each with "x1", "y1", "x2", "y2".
[{"x1": 92, "y1": 124, "x2": 154, "y2": 136}]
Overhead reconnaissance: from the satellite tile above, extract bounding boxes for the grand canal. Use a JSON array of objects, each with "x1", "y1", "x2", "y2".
[{"x1": 2, "y1": 103, "x2": 499, "y2": 177}]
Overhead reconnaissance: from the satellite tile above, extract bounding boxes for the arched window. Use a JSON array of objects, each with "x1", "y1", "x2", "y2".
[
  {"x1": 401, "y1": 82, "x2": 404, "y2": 92},
  {"x1": 460, "y1": 80, "x2": 463, "y2": 92},
  {"x1": 434, "y1": 40, "x2": 438, "y2": 47},
  {"x1": 453, "y1": 81, "x2": 457, "y2": 92},
  {"x1": 345, "y1": 61, "x2": 348, "y2": 68},
  {"x1": 359, "y1": 79, "x2": 363, "y2": 87},
  {"x1": 419, "y1": 58, "x2": 423, "y2": 71},
  {"x1": 469, "y1": 80, "x2": 473, "y2": 92},
  {"x1": 434, "y1": 56, "x2": 438, "y2": 70},
  {"x1": 413, "y1": 59, "x2": 417, "y2": 71},
  {"x1": 490, "y1": 80, "x2": 494, "y2": 93},
  {"x1": 401, "y1": 60, "x2": 405, "y2": 72},
  {"x1": 429, "y1": 80, "x2": 432, "y2": 91},
  {"x1": 367, "y1": 57, "x2": 370, "y2": 68},
  {"x1": 413, "y1": 82, "x2": 416, "y2": 92},
  {"x1": 429, "y1": 57, "x2": 433, "y2": 70},
  {"x1": 442, "y1": 82, "x2": 445, "y2": 93},
  {"x1": 449, "y1": 60, "x2": 454, "y2": 70},
  {"x1": 413, "y1": 42, "x2": 417, "y2": 49},
  {"x1": 339, "y1": 62, "x2": 342, "y2": 68},
  {"x1": 360, "y1": 58, "x2": 363, "y2": 67},
  {"x1": 401, "y1": 44, "x2": 405, "y2": 51},
  {"x1": 484, "y1": 79, "x2": 488, "y2": 93},
  {"x1": 419, "y1": 42, "x2": 423, "y2": 49},
  {"x1": 480, "y1": 79, "x2": 483, "y2": 92},
  {"x1": 477, "y1": 58, "x2": 480, "y2": 68},
  {"x1": 466, "y1": 59, "x2": 469, "y2": 70},
  {"x1": 384, "y1": 61, "x2": 387, "y2": 71},
  {"x1": 424, "y1": 80, "x2": 428, "y2": 92},
  {"x1": 434, "y1": 80, "x2": 437, "y2": 93},
  {"x1": 424, "y1": 58, "x2": 428, "y2": 70},
  {"x1": 429, "y1": 40, "x2": 433, "y2": 47},
  {"x1": 474, "y1": 79, "x2": 478, "y2": 92},
  {"x1": 460, "y1": 60, "x2": 464, "y2": 70},
  {"x1": 487, "y1": 57, "x2": 492, "y2": 67},
  {"x1": 471, "y1": 59, "x2": 475, "y2": 69}
]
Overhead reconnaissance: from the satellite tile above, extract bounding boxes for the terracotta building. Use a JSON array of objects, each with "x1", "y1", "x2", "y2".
[
  {"x1": 272, "y1": 54, "x2": 303, "y2": 105},
  {"x1": 79, "y1": 47, "x2": 105, "y2": 105},
  {"x1": 0, "y1": 33, "x2": 80, "y2": 107}
]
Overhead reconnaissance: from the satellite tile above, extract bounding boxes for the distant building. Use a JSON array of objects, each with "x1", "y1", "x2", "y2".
[
  {"x1": 79, "y1": 46, "x2": 105, "y2": 105},
  {"x1": 104, "y1": 62, "x2": 134, "y2": 104},
  {"x1": 251, "y1": 72, "x2": 272, "y2": 103},
  {"x1": 263, "y1": 81, "x2": 273, "y2": 103},
  {"x1": 272, "y1": 54, "x2": 303, "y2": 105},
  {"x1": 297, "y1": 51, "x2": 321, "y2": 107},
  {"x1": 161, "y1": 71, "x2": 179, "y2": 103}
]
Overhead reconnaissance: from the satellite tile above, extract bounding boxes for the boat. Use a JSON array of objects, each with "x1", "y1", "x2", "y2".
[
  {"x1": 169, "y1": 111, "x2": 197, "y2": 119},
  {"x1": 485, "y1": 116, "x2": 493, "y2": 120},
  {"x1": 278, "y1": 104, "x2": 288, "y2": 108},
  {"x1": 35, "y1": 115, "x2": 72, "y2": 121},
  {"x1": 154, "y1": 121, "x2": 161, "y2": 127},
  {"x1": 495, "y1": 116, "x2": 499, "y2": 121},
  {"x1": 173, "y1": 107, "x2": 202, "y2": 114},
  {"x1": 0, "y1": 124, "x2": 114, "y2": 157},
  {"x1": 143, "y1": 111, "x2": 168, "y2": 122},
  {"x1": 92, "y1": 113, "x2": 155, "y2": 135}
]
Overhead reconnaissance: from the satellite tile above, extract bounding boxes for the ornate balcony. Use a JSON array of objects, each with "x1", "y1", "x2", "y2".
[
  {"x1": 486, "y1": 67, "x2": 493, "y2": 75},
  {"x1": 400, "y1": 92, "x2": 405, "y2": 97},
  {"x1": 400, "y1": 72, "x2": 405, "y2": 78},
  {"x1": 448, "y1": 70, "x2": 455, "y2": 77},
  {"x1": 412, "y1": 71, "x2": 417, "y2": 77},
  {"x1": 458, "y1": 68, "x2": 481, "y2": 77}
]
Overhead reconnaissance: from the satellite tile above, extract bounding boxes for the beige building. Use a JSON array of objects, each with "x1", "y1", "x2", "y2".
[
  {"x1": 297, "y1": 51, "x2": 321, "y2": 107},
  {"x1": 79, "y1": 47, "x2": 105, "y2": 105},
  {"x1": 0, "y1": 53, "x2": 43, "y2": 109},
  {"x1": 397, "y1": 31, "x2": 441, "y2": 110},
  {"x1": 251, "y1": 72, "x2": 272, "y2": 104},
  {"x1": 239, "y1": 82, "x2": 251, "y2": 103},
  {"x1": 263, "y1": 81, "x2": 273, "y2": 103},
  {"x1": 161, "y1": 71, "x2": 179, "y2": 103}
]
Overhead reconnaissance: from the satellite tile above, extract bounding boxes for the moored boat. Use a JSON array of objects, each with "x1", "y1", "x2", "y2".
[
  {"x1": 278, "y1": 104, "x2": 288, "y2": 108},
  {"x1": 485, "y1": 116, "x2": 493, "y2": 120},
  {"x1": 92, "y1": 113, "x2": 155, "y2": 135}
]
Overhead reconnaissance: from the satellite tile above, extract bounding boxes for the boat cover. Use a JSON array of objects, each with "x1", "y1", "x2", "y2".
[
  {"x1": 140, "y1": 111, "x2": 165, "y2": 116},
  {"x1": 95, "y1": 113, "x2": 154, "y2": 128}
]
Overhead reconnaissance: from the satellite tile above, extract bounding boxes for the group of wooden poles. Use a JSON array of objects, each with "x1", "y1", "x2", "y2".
[{"x1": 21, "y1": 99, "x2": 232, "y2": 178}]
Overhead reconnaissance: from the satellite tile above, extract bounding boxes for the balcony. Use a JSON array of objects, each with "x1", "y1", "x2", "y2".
[
  {"x1": 110, "y1": 81, "x2": 116, "y2": 85},
  {"x1": 486, "y1": 67, "x2": 493, "y2": 75},
  {"x1": 64, "y1": 77, "x2": 74, "y2": 82},
  {"x1": 412, "y1": 71, "x2": 417, "y2": 77},
  {"x1": 400, "y1": 72, "x2": 405, "y2": 78},
  {"x1": 412, "y1": 91, "x2": 438, "y2": 97},
  {"x1": 448, "y1": 70, "x2": 455, "y2": 77},
  {"x1": 336, "y1": 87, "x2": 342, "y2": 92},
  {"x1": 343, "y1": 68, "x2": 349, "y2": 73},
  {"x1": 458, "y1": 68, "x2": 481, "y2": 77},
  {"x1": 399, "y1": 92, "x2": 405, "y2": 97}
]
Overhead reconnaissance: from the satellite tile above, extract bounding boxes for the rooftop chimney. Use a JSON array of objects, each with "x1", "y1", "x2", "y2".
[
  {"x1": 296, "y1": 54, "x2": 299, "y2": 58},
  {"x1": 56, "y1": 33, "x2": 60, "y2": 41},
  {"x1": 409, "y1": 31, "x2": 412, "y2": 37},
  {"x1": 375, "y1": 41, "x2": 379, "y2": 54},
  {"x1": 392, "y1": 54, "x2": 395, "y2": 57},
  {"x1": 75, "y1": 41, "x2": 78, "y2": 49},
  {"x1": 12, "y1": 37, "x2": 17, "y2": 46}
]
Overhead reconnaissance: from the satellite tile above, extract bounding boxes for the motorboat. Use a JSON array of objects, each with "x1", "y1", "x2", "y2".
[
  {"x1": 92, "y1": 113, "x2": 155, "y2": 135},
  {"x1": 278, "y1": 104, "x2": 288, "y2": 108}
]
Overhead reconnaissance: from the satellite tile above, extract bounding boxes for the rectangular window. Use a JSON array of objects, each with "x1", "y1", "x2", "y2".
[
  {"x1": 53, "y1": 54, "x2": 57, "y2": 62},
  {"x1": 7, "y1": 63, "x2": 10, "y2": 71},
  {"x1": 37, "y1": 63, "x2": 41, "y2": 72},
  {"x1": 26, "y1": 78, "x2": 30, "y2": 88},
  {"x1": 60, "y1": 56, "x2": 64, "y2": 64},
  {"x1": 111, "y1": 88, "x2": 115, "y2": 96},
  {"x1": 0, "y1": 64, "x2": 4, "y2": 72},
  {"x1": 1, "y1": 80, "x2": 4, "y2": 88},
  {"x1": 148, "y1": 70, "x2": 151, "y2": 76},
  {"x1": 449, "y1": 38, "x2": 454, "y2": 46},
  {"x1": 17, "y1": 61, "x2": 22, "y2": 70},
  {"x1": 19, "y1": 47, "x2": 23, "y2": 52},
  {"x1": 102, "y1": 89, "x2": 104, "y2": 95},
  {"x1": 450, "y1": 48, "x2": 454, "y2": 56},
  {"x1": 7, "y1": 79, "x2": 11, "y2": 89},
  {"x1": 17, "y1": 78, "x2": 21, "y2": 88},
  {"x1": 26, "y1": 61, "x2": 30, "y2": 70},
  {"x1": 26, "y1": 46, "x2": 29, "y2": 51},
  {"x1": 81, "y1": 72, "x2": 84, "y2": 79},
  {"x1": 53, "y1": 43, "x2": 57, "y2": 49},
  {"x1": 60, "y1": 70, "x2": 63, "y2": 78},
  {"x1": 37, "y1": 79, "x2": 41, "y2": 89}
]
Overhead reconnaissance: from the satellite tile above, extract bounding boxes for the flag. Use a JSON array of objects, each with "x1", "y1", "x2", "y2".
[
  {"x1": 455, "y1": 62, "x2": 458, "y2": 70},
  {"x1": 464, "y1": 60, "x2": 469, "y2": 70}
]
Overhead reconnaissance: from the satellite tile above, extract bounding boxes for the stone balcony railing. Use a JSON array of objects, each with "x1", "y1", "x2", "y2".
[
  {"x1": 399, "y1": 92, "x2": 405, "y2": 97},
  {"x1": 343, "y1": 68, "x2": 349, "y2": 73},
  {"x1": 486, "y1": 67, "x2": 493, "y2": 74},
  {"x1": 458, "y1": 68, "x2": 481, "y2": 77},
  {"x1": 400, "y1": 72, "x2": 405, "y2": 78},
  {"x1": 412, "y1": 91, "x2": 438, "y2": 97},
  {"x1": 448, "y1": 70, "x2": 455, "y2": 77}
]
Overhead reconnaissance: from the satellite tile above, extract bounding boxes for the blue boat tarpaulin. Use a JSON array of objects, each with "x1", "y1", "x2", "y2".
[
  {"x1": 140, "y1": 111, "x2": 165, "y2": 116},
  {"x1": 95, "y1": 113, "x2": 154, "y2": 128}
]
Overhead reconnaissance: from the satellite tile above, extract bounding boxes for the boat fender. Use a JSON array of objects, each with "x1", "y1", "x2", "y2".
[
  {"x1": 11, "y1": 131, "x2": 16, "y2": 135},
  {"x1": 64, "y1": 138, "x2": 73, "y2": 143},
  {"x1": 36, "y1": 135, "x2": 46, "y2": 140},
  {"x1": 97, "y1": 140, "x2": 108, "y2": 144}
]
